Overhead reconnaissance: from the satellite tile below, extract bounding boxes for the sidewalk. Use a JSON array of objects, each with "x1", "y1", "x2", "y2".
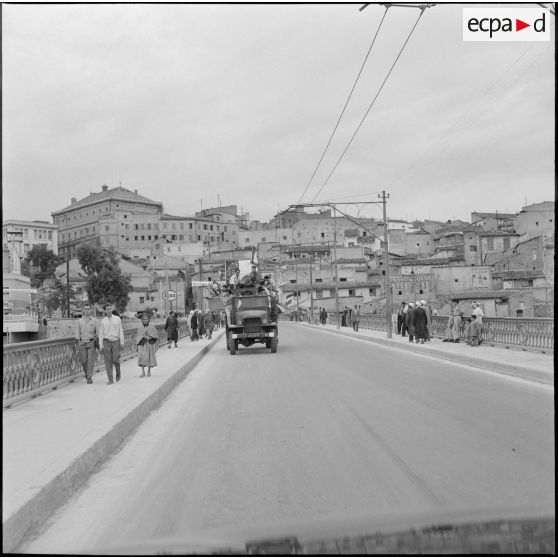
[
  {"x1": 301, "y1": 323, "x2": 553, "y2": 386},
  {"x1": 3, "y1": 330, "x2": 224, "y2": 553}
]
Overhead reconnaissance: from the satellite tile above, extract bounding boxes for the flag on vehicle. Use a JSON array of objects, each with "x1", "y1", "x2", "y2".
[{"x1": 225, "y1": 260, "x2": 240, "y2": 282}]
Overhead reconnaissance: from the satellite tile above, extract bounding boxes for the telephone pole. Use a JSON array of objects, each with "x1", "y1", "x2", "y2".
[{"x1": 379, "y1": 190, "x2": 392, "y2": 338}]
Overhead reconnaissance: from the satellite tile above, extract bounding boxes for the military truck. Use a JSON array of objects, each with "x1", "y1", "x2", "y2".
[{"x1": 225, "y1": 291, "x2": 278, "y2": 354}]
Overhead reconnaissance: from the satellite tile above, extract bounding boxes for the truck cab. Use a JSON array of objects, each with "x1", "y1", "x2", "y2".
[{"x1": 225, "y1": 293, "x2": 278, "y2": 354}]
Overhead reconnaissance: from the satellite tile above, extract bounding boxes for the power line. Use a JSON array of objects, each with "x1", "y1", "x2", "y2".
[
  {"x1": 297, "y1": 6, "x2": 390, "y2": 205},
  {"x1": 310, "y1": 7, "x2": 427, "y2": 203},
  {"x1": 389, "y1": 42, "x2": 539, "y2": 187},
  {"x1": 392, "y1": 43, "x2": 553, "y2": 184}
]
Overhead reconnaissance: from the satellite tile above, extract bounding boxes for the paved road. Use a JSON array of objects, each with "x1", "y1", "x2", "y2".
[{"x1": 21, "y1": 323, "x2": 554, "y2": 553}]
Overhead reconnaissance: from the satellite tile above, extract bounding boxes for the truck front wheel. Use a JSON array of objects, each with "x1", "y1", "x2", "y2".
[{"x1": 270, "y1": 336, "x2": 278, "y2": 353}]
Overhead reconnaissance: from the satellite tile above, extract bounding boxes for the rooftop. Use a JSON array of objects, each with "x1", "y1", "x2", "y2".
[
  {"x1": 282, "y1": 280, "x2": 381, "y2": 292},
  {"x1": 52, "y1": 186, "x2": 163, "y2": 216},
  {"x1": 450, "y1": 290, "x2": 521, "y2": 300}
]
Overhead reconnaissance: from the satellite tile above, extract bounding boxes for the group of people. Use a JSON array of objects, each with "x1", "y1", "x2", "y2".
[
  {"x1": 75, "y1": 303, "x2": 128, "y2": 385},
  {"x1": 75, "y1": 305, "x2": 184, "y2": 384},
  {"x1": 188, "y1": 308, "x2": 214, "y2": 341},
  {"x1": 396, "y1": 300, "x2": 485, "y2": 346},
  {"x1": 341, "y1": 305, "x2": 362, "y2": 331},
  {"x1": 317, "y1": 307, "x2": 328, "y2": 325},
  {"x1": 396, "y1": 300, "x2": 434, "y2": 344},
  {"x1": 442, "y1": 303, "x2": 484, "y2": 346}
]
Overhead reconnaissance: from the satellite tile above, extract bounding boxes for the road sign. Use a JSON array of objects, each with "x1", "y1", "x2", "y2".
[{"x1": 162, "y1": 290, "x2": 177, "y2": 301}]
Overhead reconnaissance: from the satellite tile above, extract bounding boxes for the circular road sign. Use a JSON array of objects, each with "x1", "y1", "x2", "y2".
[{"x1": 162, "y1": 290, "x2": 177, "y2": 301}]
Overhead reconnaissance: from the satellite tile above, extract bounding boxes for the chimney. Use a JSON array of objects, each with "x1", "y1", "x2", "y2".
[
  {"x1": 71, "y1": 197, "x2": 77, "y2": 204},
  {"x1": 134, "y1": 189, "x2": 138, "y2": 195},
  {"x1": 101, "y1": 184, "x2": 108, "y2": 192}
]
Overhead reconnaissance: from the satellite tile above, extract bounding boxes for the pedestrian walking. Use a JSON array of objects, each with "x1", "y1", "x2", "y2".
[
  {"x1": 469, "y1": 314, "x2": 481, "y2": 346},
  {"x1": 204, "y1": 310, "x2": 214, "y2": 339},
  {"x1": 443, "y1": 311, "x2": 454, "y2": 342},
  {"x1": 472, "y1": 302, "x2": 485, "y2": 344},
  {"x1": 341, "y1": 307, "x2": 347, "y2": 327},
  {"x1": 400, "y1": 303, "x2": 409, "y2": 337},
  {"x1": 136, "y1": 313, "x2": 158, "y2": 377},
  {"x1": 413, "y1": 301, "x2": 429, "y2": 344},
  {"x1": 452, "y1": 309, "x2": 463, "y2": 343},
  {"x1": 75, "y1": 304, "x2": 98, "y2": 384},
  {"x1": 353, "y1": 305, "x2": 361, "y2": 332},
  {"x1": 99, "y1": 304, "x2": 124, "y2": 385},
  {"x1": 405, "y1": 303, "x2": 416, "y2": 342},
  {"x1": 397, "y1": 302, "x2": 406, "y2": 335},
  {"x1": 190, "y1": 310, "x2": 199, "y2": 341},
  {"x1": 421, "y1": 300, "x2": 433, "y2": 341},
  {"x1": 164, "y1": 310, "x2": 179, "y2": 348},
  {"x1": 197, "y1": 308, "x2": 205, "y2": 339}
]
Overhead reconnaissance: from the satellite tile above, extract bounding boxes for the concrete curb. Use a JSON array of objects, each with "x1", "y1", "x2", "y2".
[
  {"x1": 4, "y1": 332, "x2": 223, "y2": 553},
  {"x1": 299, "y1": 324, "x2": 553, "y2": 386}
]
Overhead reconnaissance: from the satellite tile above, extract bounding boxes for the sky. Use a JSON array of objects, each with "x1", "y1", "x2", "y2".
[{"x1": 2, "y1": 2, "x2": 555, "y2": 225}]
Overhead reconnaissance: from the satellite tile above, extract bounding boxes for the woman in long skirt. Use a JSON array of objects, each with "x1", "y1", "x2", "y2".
[{"x1": 136, "y1": 313, "x2": 158, "y2": 377}]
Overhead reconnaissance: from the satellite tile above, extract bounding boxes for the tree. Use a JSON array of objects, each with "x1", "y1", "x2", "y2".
[
  {"x1": 77, "y1": 243, "x2": 132, "y2": 312},
  {"x1": 23, "y1": 245, "x2": 63, "y2": 288},
  {"x1": 44, "y1": 278, "x2": 78, "y2": 317}
]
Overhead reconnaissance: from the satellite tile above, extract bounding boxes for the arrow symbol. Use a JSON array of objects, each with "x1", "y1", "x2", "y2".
[{"x1": 516, "y1": 19, "x2": 530, "y2": 31}]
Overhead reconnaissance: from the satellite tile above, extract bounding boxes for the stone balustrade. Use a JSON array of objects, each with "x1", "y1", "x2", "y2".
[
  {"x1": 3, "y1": 319, "x2": 190, "y2": 408},
  {"x1": 328, "y1": 314, "x2": 553, "y2": 352}
]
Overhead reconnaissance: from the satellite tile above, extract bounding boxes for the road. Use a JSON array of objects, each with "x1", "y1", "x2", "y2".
[{"x1": 21, "y1": 323, "x2": 554, "y2": 553}]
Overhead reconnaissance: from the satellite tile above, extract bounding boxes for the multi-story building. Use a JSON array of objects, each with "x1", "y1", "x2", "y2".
[
  {"x1": 514, "y1": 201, "x2": 554, "y2": 240},
  {"x1": 2, "y1": 220, "x2": 59, "y2": 260},
  {"x1": 269, "y1": 207, "x2": 306, "y2": 229},
  {"x1": 52, "y1": 185, "x2": 163, "y2": 257},
  {"x1": 196, "y1": 204, "x2": 250, "y2": 232},
  {"x1": 471, "y1": 211, "x2": 516, "y2": 232}
]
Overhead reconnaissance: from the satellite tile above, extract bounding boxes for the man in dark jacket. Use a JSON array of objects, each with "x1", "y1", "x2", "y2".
[
  {"x1": 405, "y1": 303, "x2": 415, "y2": 343},
  {"x1": 413, "y1": 302, "x2": 428, "y2": 344},
  {"x1": 164, "y1": 310, "x2": 179, "y2": 348}
]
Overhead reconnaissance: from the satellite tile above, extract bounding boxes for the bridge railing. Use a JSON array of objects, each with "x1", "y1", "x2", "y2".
[
  {"x1": 326, "y1": 314, "x2": 553, "y2": 352},
  {"x1": 3, "y1": 319, "x2": 190, "y2": 408}
]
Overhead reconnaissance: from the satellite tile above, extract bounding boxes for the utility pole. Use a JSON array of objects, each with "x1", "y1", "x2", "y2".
[
  {"x1": 309, "y1": 258, "x2": 314, "y2": 324},
  {"x1": 66, "y1": 253, "x2": 71, "y2": 318},
  {"x1": 380, "y1": 190, "x2": 392, "y2": 338},
  {"x1": 332, "y1": 206, "x2": 340, "y2": 329}
]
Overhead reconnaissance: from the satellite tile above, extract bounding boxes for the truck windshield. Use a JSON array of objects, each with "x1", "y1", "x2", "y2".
[{"x1": 236, "y1": 298, "x2": 268, "y2": 310}]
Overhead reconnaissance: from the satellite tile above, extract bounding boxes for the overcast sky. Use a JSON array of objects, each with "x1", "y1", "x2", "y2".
[{"x1": 2, "y1": 3, "x2": 555, "y2": 225}]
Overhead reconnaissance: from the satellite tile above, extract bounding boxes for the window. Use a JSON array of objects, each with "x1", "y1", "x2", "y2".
[
  {"x1": 503, "y1": 237, "x2": 511, "y2": 250},
  {"x1": 148, "y1": 236, "x2": 151, "y2": 240},
  {"x1": 139, "y1": 297, "x2": 145, "y2": 304},
  {"x1": 454, "y1": 278, "x2": 459, "y2": 282},
  {"x1": 171, "y1": 223, "x2": 176, "y2": 230},
  {"x1": 147, "y1": 224, "x2": 151, "y2": 230},
  {"x1": 151, "y1": 297, "x2": 155, "y2": 302},
  {"x1": 290, "y1": 279, "x2": 297, "y2": 284},
  {"x1": 155, "y1": 244, "x2": 160, "y2": 249},
  {"x1": 172, "y1": 235, "x2": 177, "y2": 241},
  {"x1": 245, "y1": 238, "x2": 250, "y2": 243},
  {"x1": 135, "y1": 224, "x2": 139, "y2": 230},
  {"x1": 348, "y1": 242, "x2": 355, "y2": 247},
  {"x1": 141, "y1": 236, "x2": 145, "y2": 240},
  {"x1": 210, "y1": 225, "x2": 213, "y2": 231},
  {"x1": 339, "y1": 278, "x2": 347, "y2": 282},
  {"x1": 315, "y1": 278, "x2": 323, "y2": 283},
  {"x1": 469, "y1": 245, "x2": 477, "y2": 252},
  {"x1": 321, "y1": 232, "x2": 325, "y2": 238},
  {"x1": 179, "y1": 235, "x2": 184, "y2": 240},
  {"x1": 283, "y1": 236, "x2": 287, "y2": 241},
  {"x1": 180, "y1": 223, "x2": 184, "y2": 229},
  {"x1": 198, "y1": 235, "x2": 201, "y2": 241},
  {"x1": 348, "y1": 289, "x2": 355, "y2": 296},
  {"x1": 486, "y1": 237, "x2": 494, "y2": 250},
  {"x1": 105, "y1": 226, "x2": 109, "y2": 231},
  {"x1": 135, "y1": 236, "x2": 138, "y2": 241},
  {"x1": 316, "y1": 290, "x2": 323, "y2": 299},
  {"x1": 369, "y1": 288, "x2": 376, "y2": 296},
  {"x1": 398, "y1": 290, "x2": 402, "y2": 295},
  {"x1": 189, "y1": 223, "x2": 193, "y2": 229},
  {"x1": 124, "y1": 215, "x2": 127, "y2": 219}
]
